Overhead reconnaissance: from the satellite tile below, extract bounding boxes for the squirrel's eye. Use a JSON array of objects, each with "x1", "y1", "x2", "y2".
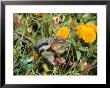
[{"x1": 59, "y1": 41, "x2": 63, "y2": 44}]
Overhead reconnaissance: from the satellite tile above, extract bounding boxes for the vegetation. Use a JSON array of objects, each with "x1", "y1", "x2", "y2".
[{"x1": 13, "y1": 13, "x2": 97, "y2": 75}]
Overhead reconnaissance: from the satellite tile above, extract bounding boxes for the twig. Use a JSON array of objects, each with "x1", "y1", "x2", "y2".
[
  {"x1": 65, "y1": 64, "x2": 75, "y2": 75},
  {"x1": 61, "y1": 45, "x2": 71, "y2": 72}
]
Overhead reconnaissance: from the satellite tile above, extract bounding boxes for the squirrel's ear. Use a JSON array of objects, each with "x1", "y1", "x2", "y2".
[{"x1": 54, "y1": 36, "x2": 61, "y2": 41}]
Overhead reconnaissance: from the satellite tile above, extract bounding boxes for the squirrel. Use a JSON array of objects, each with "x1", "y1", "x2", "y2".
[
  {"x1": 34, "y1": 36, "x2": 69, "y2": 65},
  {"x1": 14, "y1": 32, "x2": 69, "y2": 65}
]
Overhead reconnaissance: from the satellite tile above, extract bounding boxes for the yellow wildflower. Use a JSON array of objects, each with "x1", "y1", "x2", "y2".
[
  {"x1": 86, "y1": 24, "x2": 97, "y2": 32},
  {"x1": 33, "y1": 13, "x2": 43, "y2": 17},
  {"x1": 76, "y1": 23, "x2": 97, "y2": 43},
  {"x1": 26, "y1": 28, "x2": 32, "y2": 33},
  {"x1": 43, "y1": 71, "x2": 47, "y2": 75},
  {"x1": 56, "y1": 27, "x2": 70, "y2": 39},
  {"x1": 13, "y1": 48, "x2": 16, "y2": 54},
  {"x1": 42, "y1": 64, "x2": 49, "y2": 73}
]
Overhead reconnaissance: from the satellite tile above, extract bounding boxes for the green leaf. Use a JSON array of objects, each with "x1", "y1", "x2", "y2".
[
  {"x1": 35, "y1": 20, "x2": 41, "y2": 29},
  {"x1": 20, "y1": 59, "x2": 28, "y2": 65},
  {"x1": 71, "y1": 38, "x2": 76, "y2": 47},
  {"x1": 76, "y1": 50, "x2": 81, "y2": 61},
  {"x1": 27, "y1": 64, "x2": 32, "y2": 70},
  {"x1": 91, "y1": 54, "x2": 97, "y2": 58},
  {"x1": 87, "y1": 20, "x2": 97, "y2": 24},
  {"x1": 82, "y1": 13, "x2": 91, "y2": 19},
  {"x1": 78, "y1": 47, "x2": 88, "y2": 52},
  {"x1": 26, "y1": 57, "x2": 34, "y2": 63}
]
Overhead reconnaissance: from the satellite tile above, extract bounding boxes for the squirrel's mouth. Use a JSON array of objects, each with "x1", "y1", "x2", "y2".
[{"x1": 56, "y1": 47, "x2": 68, "y2": 54}]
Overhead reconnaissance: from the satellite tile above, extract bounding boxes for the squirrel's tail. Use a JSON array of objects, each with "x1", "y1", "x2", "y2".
[{"x1": 14, "y1": 32, "x2": 35, "y2": 44}]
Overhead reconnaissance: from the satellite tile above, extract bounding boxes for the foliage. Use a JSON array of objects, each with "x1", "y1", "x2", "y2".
[{"x1": 13, "y1": 13, "x2": 97, "y2": 75}]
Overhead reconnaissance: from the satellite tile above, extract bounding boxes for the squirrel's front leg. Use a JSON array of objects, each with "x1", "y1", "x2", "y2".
[{"x1": 42, "y1": 51, "x2": 56, "y2": 65}]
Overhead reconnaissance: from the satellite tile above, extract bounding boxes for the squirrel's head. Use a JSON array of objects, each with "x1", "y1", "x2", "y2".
[{"x1": 51, "y1": 36, "x2": 69, "y2": 54}]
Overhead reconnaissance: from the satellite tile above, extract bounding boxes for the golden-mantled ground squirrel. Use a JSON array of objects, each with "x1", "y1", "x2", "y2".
[{"x1": 34, "y1": 36, "x2": 69, "y2": 65}]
